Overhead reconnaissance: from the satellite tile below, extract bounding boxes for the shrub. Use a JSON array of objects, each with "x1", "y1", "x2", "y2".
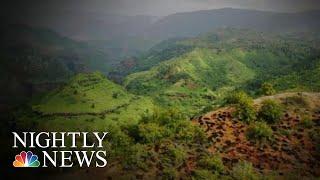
[
  {"x1": 162, "y1": 144, "x2": 187, "y2": 167},
  {"x1": 192, "y1": 169, "x2": 219, "y2": 180},
  {"x1": 235, "y1": 102, "x2": 257, "y2": 123},
  {"x1": 258, "y1": 100, "x2": 283, "y2": 124},
  {"x1": 198, "y1": 154, "x2": 225, "y2": 173},
  {"x1": 227, "y1": 91, "x2": 256, "y2": 123},
  {"x1": 231, "y1": 161, "x2": 259, "y2": 180},
  {"x1": 174, "y1": 121, "x2": 196, "y2": 143},
  {"x1": 225, "y1": 91, "x2": 251, "y2": 105},
  {"x1": 260, "y1": 82, "x2": 275, "y2": 96},
  {"x1": 246, "y1": 121, "x2": 273, "y2": 141}
]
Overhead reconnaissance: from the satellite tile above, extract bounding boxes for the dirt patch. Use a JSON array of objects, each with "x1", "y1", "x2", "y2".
[{"x1": 193, "y1": 92, "x2": 320, "y2": 176}]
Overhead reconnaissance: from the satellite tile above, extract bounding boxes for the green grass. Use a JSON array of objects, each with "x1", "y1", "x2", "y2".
[
  {"x1": 23, "y1": 72, "x2": 156, "y2": 132},
  {"x1": 33, "y1": 72, "x2": 134, "y2": 114},
  {"x1": 18, "y1": 97, "x2": 155, "y2": 132}
]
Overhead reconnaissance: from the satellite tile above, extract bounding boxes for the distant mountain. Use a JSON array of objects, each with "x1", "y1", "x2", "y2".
[
  {"x1": 4, "y1": 10, "x2": 158, "y2": 41},
  {"x1": 2, "y1": 11, "x2": 160, "y2": 68},
  {"x1": 6, "y1": 8, "x2": 320, "y2": 44},
  {"x1": 145, "y1": 8, "x2": 320, "y2": 40}
]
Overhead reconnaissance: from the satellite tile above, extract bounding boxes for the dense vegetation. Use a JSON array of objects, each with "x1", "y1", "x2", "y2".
[{"x1": 124, "y1": 28, "x2": 320, "y2": 117}]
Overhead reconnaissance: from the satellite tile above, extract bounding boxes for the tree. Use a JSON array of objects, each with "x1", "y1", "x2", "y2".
[
  {"x1": 225, "y1": 91, "x2": 250, "y2": 105},
  {"x1": 235, "y1": 101, "x2": 256, "y2": 123},
  {"x1": 258, "y1": 99, "x2": 283, "y2": 124},
  {"x1": 232, "y1": 92, "x2": 257, "y2": 123}
]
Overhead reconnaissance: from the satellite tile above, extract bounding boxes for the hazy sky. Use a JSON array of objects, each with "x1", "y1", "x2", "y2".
[{"x1": 4, "y1": 0, "x2": 320, "y2": 16}]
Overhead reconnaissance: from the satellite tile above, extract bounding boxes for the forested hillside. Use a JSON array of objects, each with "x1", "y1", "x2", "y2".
[{"x1": 124, "y1": 28, "x2": 320, "y2": 116}]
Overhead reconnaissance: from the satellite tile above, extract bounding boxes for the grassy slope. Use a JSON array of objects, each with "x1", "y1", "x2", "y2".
[
  {"x1": 33, "y1": 72, "x2": 133, "y2": 114},
  {"x1": 124, "y1": 29, "x2": 320, "y2": 115},
  {"x1": 24, "y1": 72, "x2": 155, "y2": 131},
  {"x1": 125, "y1": 48, "x2": 255, "y2": 115}
]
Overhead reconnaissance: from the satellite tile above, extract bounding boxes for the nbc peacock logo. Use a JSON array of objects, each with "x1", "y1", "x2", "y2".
[{"x1": 13, "y1": 151, "x2": 40, "y2": 167}]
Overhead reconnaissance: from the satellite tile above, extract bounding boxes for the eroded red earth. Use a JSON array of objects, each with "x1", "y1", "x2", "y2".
[{"x1": 193, "y1": 104, "x2": 320, "y2": 176}]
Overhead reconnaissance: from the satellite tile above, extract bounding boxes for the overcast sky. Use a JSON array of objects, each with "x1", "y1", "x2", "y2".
[{"x1": 4, "y1": 0, "x2": 320, "y2": 16}]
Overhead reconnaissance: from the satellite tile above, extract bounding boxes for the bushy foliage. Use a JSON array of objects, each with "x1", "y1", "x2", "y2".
[
  {"x1": 161, "y1": 144, "x2": 187, "y2": 167},
  {"x1": 122, "y1": 144, "x2": 152, "y2": 171},
  {"x1": 139, "y1": 108, "x2": 208, "y2": 144},
  {"x1": 138, "y1": 122, "x2": 166, "y2": 144},
  {"x1": 225, "y1": 91, "x2": 251, "y2": 105},
  {"x1": 258, "y1": 99, "x2": 283, "y2": 124},
  {"x1": 231, "y1": 161, "x2": 260, "y2": 180},
  {"x1": 235, "y1": 102, "x2": 256, "y2": 123},
  {"x1": 246, "y1": 121, "x2": 273, "y2": 141},
  {"x1": 260, "y1": 82, "x2": 276, "y2": 96},
  {"x1": 230, "y1": 92, "x2": 257, "y2": 123},
  {"x1": 131, "y1": 107, "x2": 209, "y2": 170},
  {"x1": 198, "y1": 154, "x2": 225, "y2": 173}
]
